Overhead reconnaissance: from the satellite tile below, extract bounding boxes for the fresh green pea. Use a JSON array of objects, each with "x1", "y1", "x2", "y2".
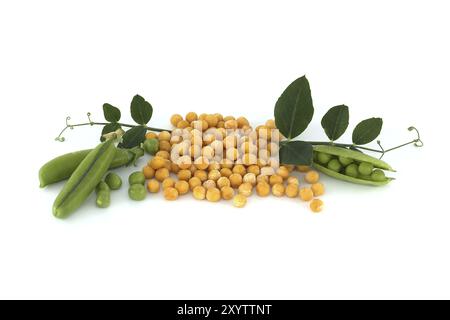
[
  {"x1": 129, "y1": 171, "x2": 146, "y2": 185},
  {"x1": 128, "y1": 184, "x2": 147, "y2": 201},
  {"x1": 371, "y1": 169, "x2": 386, "y2": 182},
  {"x1": 53, "y1": 139, "x2": 116, "y2": 218},
  {"x1": 327, "y1": 159, "x2": 342, "y2": 172},
  {"x1": 96, "y1": 190, "x2": 111, "y2": 208},
  {"x1": 105, "y1": 172, "x2": 122, "y2": 190},
  {"x1": 338, "y1": 156, "x2": 353, "y2": 166},
  {"x1": 317, "y1": 152, "x2": 332, "y2": 165},
  {"x1": 345, "y1": 164, "x2": 359, "y2": 178},
  {"x1": 96, "y1": 181, "x2": 110, "y2": 194},
  {"x1": 358, "y1": 162, "x2": 374, "y2": 176},
  {"x1": 144, "y1": 138, "x2": 159, "y2": 155}
]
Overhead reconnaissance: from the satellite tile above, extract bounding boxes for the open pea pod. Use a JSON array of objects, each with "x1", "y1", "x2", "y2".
[
  {"x1": 313, "y1": 145, "x2": 395, "y2": 171},
  {"x1": 312, "y1": 145, "x2": 395, "y2": 186},
  {"x1": 53, "y1": 139, "x2": 116, "y2": 218}
]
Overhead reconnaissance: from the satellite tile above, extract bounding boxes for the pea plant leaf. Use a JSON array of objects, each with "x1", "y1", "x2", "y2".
[
  {"x1": 100, "y1": 123, "x2": 121, "y2": 142},
  {"x1": 352, "y1": 118, "x2": 383, "y2": 145},
  {"x1": 102, "y1": 103, "x2": 121, "y2": 123},
  {"x1": 321, "y1": 105, "x2": 349, "y2": 141},
  {"x1": 119, "y1": 125, "x2": 147, "y2": 148},
  {"x1": 279, "y1": 141, "x2": 313, "y2": 165},
  {"x1": 274, "y1": 76, "x2": 314, "y2": 139},
  {"x1": 131, "y1": 95, "x2": 153, "y2": 125}
]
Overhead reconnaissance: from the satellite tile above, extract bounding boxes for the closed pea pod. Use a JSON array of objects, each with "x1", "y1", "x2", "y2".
[
  {"x1": 39, "y1": 147, "x2": 144, "y2": 188},
  {"x1": 52, "y1": 139, "x2": 116, "y2": 218},
  {"x1": 109, "y1": 147, "x2": 144, "y2": 169},
  {"x1": 39, "y1": 149, "x2": 90, "y2": 188},
  {"x1": 312, "y1": 145, "x2": 395, "y2": 186}
]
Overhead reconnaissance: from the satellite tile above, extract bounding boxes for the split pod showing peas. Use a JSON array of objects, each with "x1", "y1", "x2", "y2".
[
  {"x1": 312, "y1": 145, "x2": 395, "y2": 186},
  {"x1": 52, "y1": 139, "x2": 117, "y2": 218},
  {"x1": 39, "y1": 147, "x2": 143, "y2": 188}
]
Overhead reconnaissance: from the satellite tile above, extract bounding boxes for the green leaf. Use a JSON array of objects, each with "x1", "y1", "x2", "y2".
[
  {"x1": 100, "y1": 123, "x2": 121, "y2": 142},
  {"x1": 274, "y1": 76, "x2": 314, "y2": 139},
  {"x1": 130, "y1": 95, "x2": 153, "y2": 125},
  {"x1": 119, "y1": 126, "x2": 147, "y2": 148},
  {"x1": 321, "y1": 105, "x2": 349, "y2": 141},
  {"x1": 102, "y1": 103, "x2": 121, "y2": 122},
  {"x1": 279, "y1": 141, "x2": 313, "y2": 165},
  {"x1": 352, "y1": 118, "x2": 383, "y2": 145}
]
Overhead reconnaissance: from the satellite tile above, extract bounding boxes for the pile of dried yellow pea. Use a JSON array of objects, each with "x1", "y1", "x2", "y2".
[{"x1": 141, "y1": 112, "x2": 325, "y2": 213}]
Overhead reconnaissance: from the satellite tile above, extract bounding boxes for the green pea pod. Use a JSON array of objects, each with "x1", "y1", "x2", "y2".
[
  {"x1": 39, "y1": 147, "x2": 143, "y2": 187},
  {"x1": 52, "y1": 140, "x2": 116, "y2": 218},
  {"x1": 313, "y1": 145, "x2": 395, "y2": 171},
  {"x1": 312, "y1": 145, "x2": 395, "y2": 186}
]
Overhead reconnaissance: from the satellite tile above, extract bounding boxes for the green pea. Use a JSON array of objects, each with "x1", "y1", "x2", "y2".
[
  {"x1": 96, "y1": 190, "x2": 111, "y2": 208},
  {"x1": 144, "y1": 138, "x2": 160, "y2": 155},
  {"x1": 358, "y1": 162, "x2": 374, "y2": 176},
  {"x1": 96, "y1": 181, "x2": 110, "y2": 194},
  {"x1": 317, "y1": 152, "x2": 332, "y2": 165},
  {"x1": 338, "y1": 156, "x2": 353, "y2": 166},
  {"x1": 128, "y1": 184, "x2": 147, "y2": 201},
  {"x1": 105, "y1": 172, "x2": 122, "y2": 190},
  {"x1": 128, "y1": 171, "x2": 146, "y2": 185},
  {"x1": 327, "y1": 159, "x2": 342, "y2": 172},
  {"x1": 345, "y1": 164, "x2": 359, "y2": 178},
  {"x1": 371, "y1": 169, "x2": 386, "y2": 182}
]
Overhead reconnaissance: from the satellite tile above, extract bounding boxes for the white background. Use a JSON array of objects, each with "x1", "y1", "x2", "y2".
[{"x1": 0, "y1": 0, "x2": 449, "y2": 300}]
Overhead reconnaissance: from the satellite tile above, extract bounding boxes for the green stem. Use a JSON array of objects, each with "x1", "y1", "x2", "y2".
[
  {"x1": 93, "y1": 121, "x2": 168, "y2": 132},
  {"x1": 384, "y1": 140, "x2": 415, "y2": 152},
  {"x1": 56, "y1": 114, "x2": 171, "y2": 142},
  {"x1": 303, "y1": 126, "x2": 423, "y2": 159}
]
